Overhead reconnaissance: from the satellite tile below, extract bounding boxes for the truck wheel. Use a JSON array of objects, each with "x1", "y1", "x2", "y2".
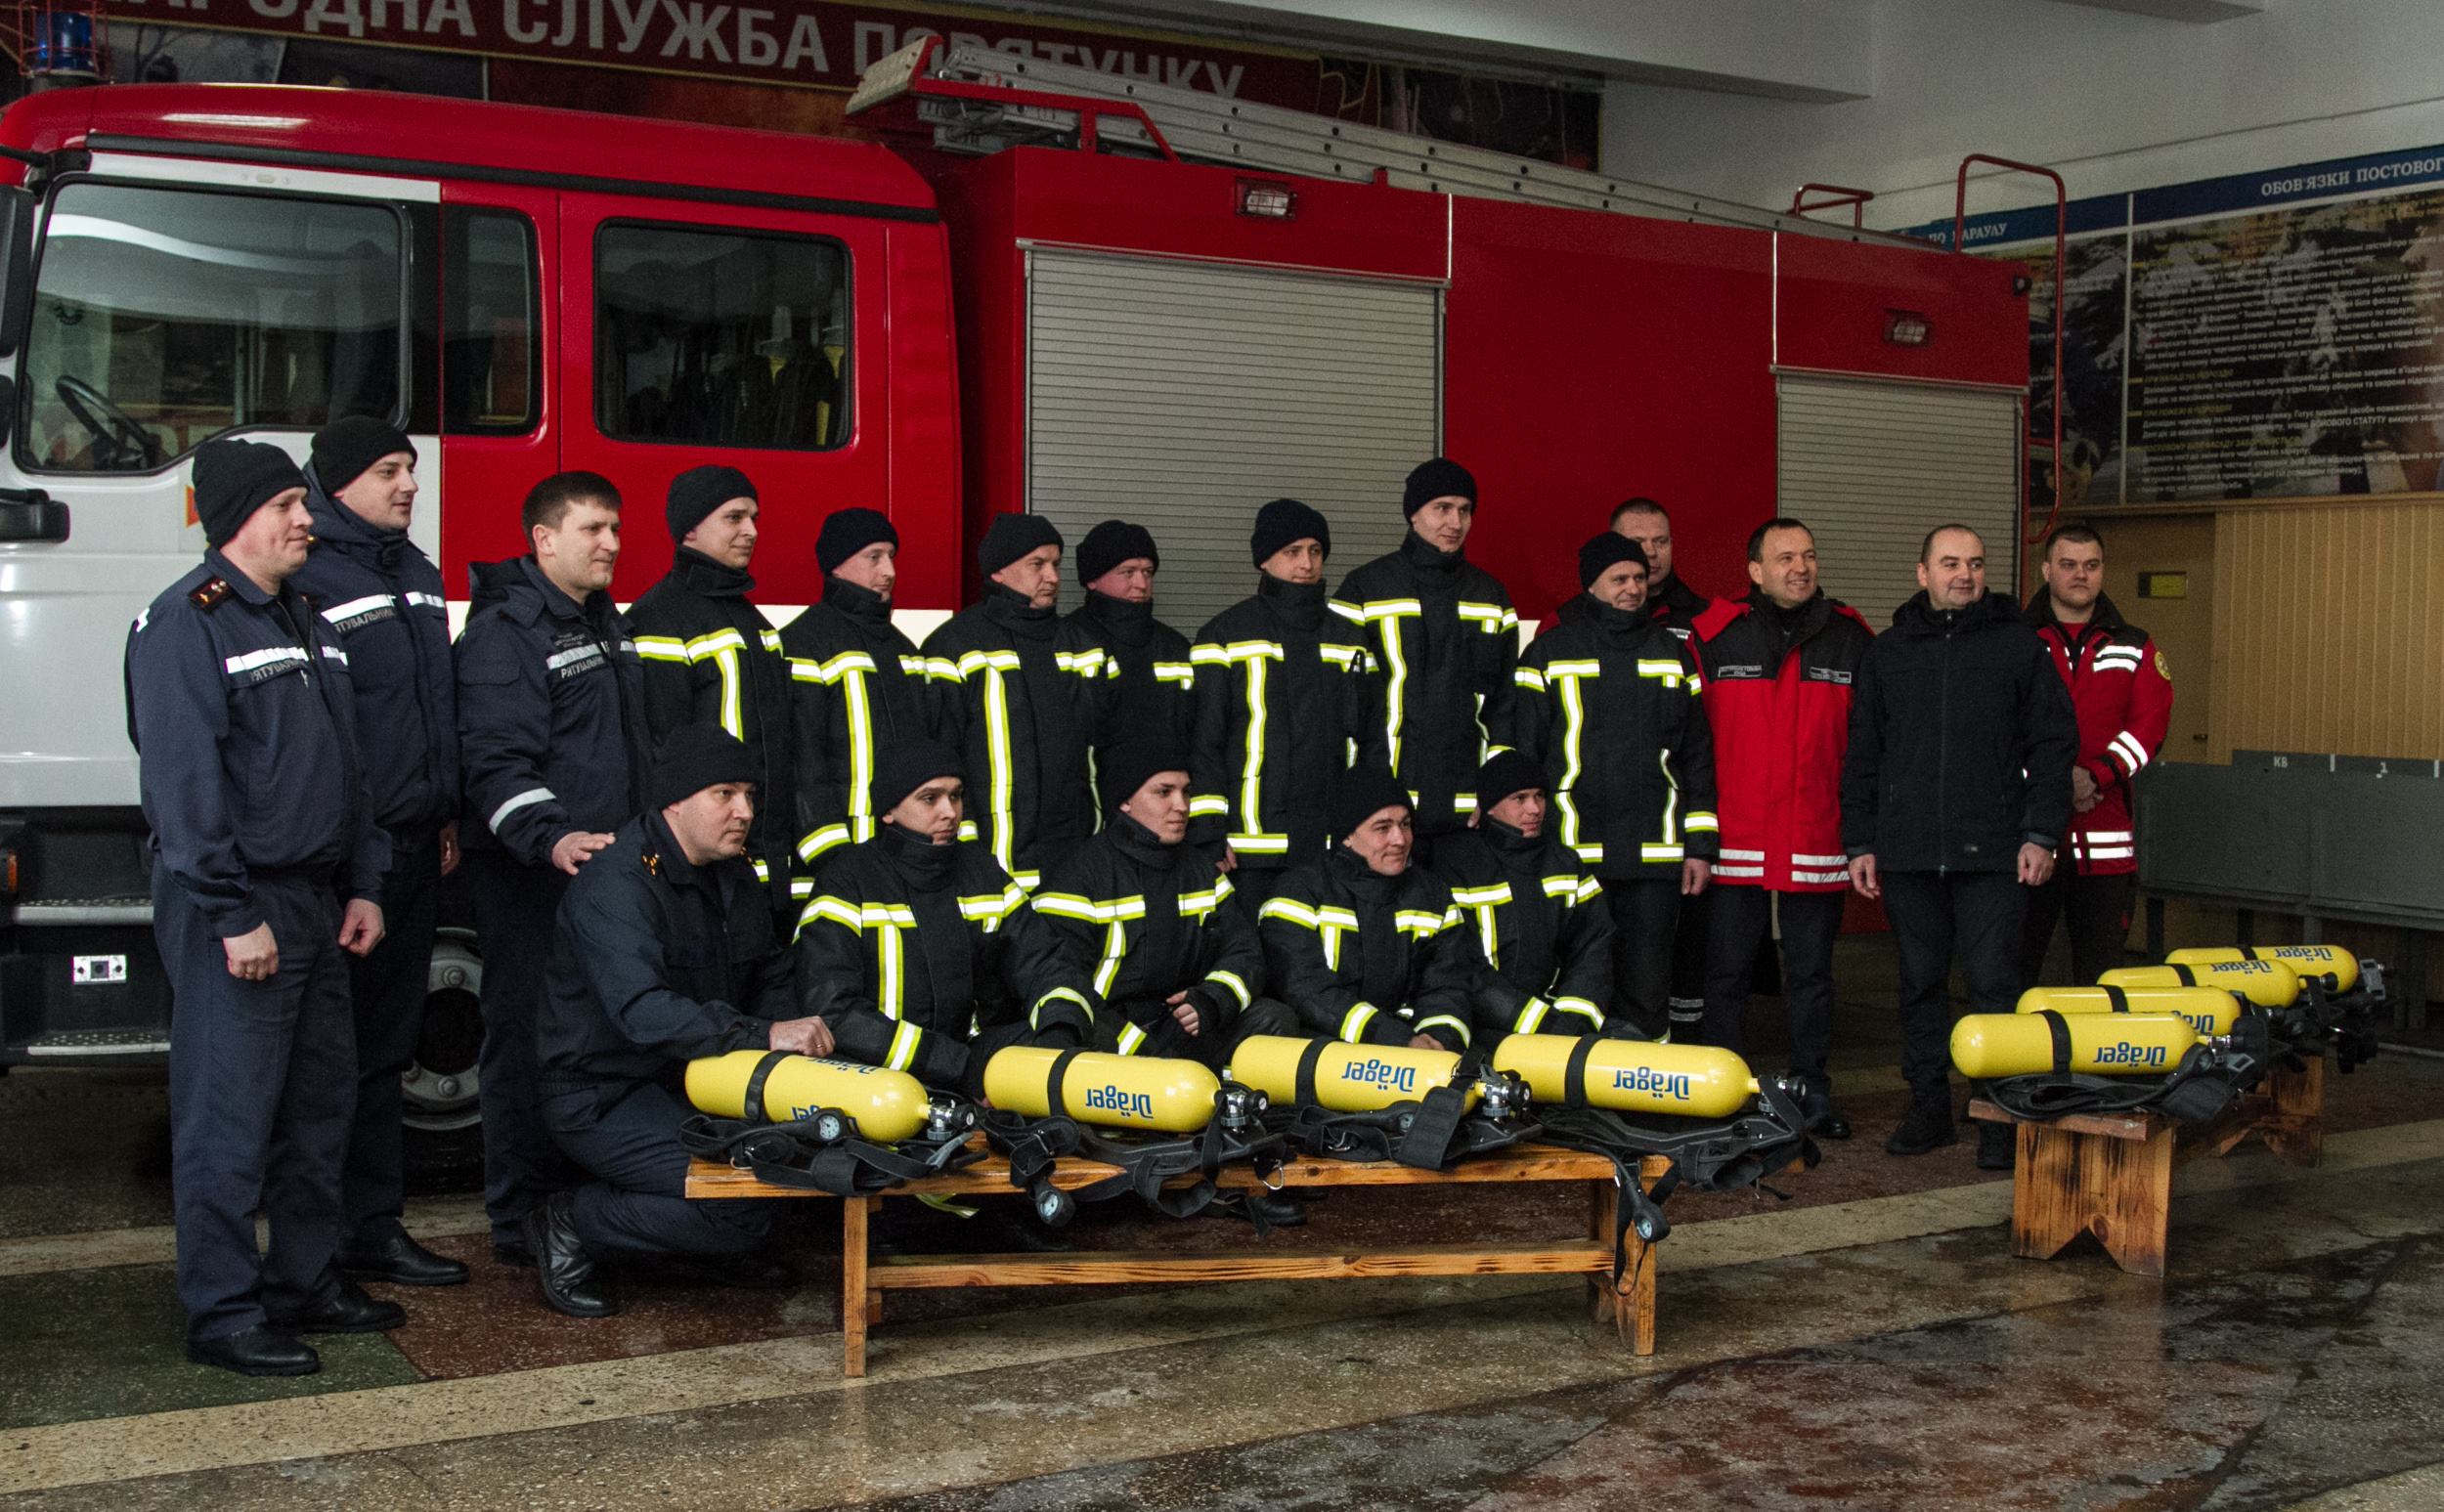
[{"x1": 403, "y1": 927, "x2": 485, "y2": 1190}]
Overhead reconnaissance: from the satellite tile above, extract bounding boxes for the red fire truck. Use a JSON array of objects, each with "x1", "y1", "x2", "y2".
[{"x1": 0, "y1": 51, "x2": 2025, "y2": 1166}]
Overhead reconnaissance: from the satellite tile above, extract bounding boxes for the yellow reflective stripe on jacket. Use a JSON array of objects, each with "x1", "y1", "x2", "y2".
[
  {"x1": 1031, "y1": 987, "x2": 1092, "y2": 1031},
  {"x1": 1546, "y1": 659, "x2": 1600, "y2": 861},
  {"x1": 1413, "y1": 1013, "x2": 1470, "y2": 1045},
  {"x1": 1514, "y1": 996, "x2": 1551, "y2": 1033},
  {"x1": 633, "y1": 635, "x2": 690, "y2": 663},
  {"x1": 1115, "y1": 1021, "x2": 1149, "y2": 1056},
  {"x1": 1457, "y1": 601, "x2": 1516, "y2": 633},
  {"x1": 1205, "y1": 969, "x2": 1251, "y2": 1010},
  {"x1": 957, "y1": 884, "x2": 1028, "y2": 931},
  {"x1": 1241, "y1": 650, "x2": 1271, "y2": 837},
  {"x1": 1348, "y1": 599, "x2": 1421, "y2": 772},
  {"x1": 1178, "y1": 882, "x2": 1230, "y2": 921},
  {"x1": 1154, "y1": 661, "x2": 1195, "y2": 687},
  {"x1": 1554, "y1": 996, "x2": 1603, "y2": 1026},
  {"x1": 1394, "y1": 908, "x2": 1451, "y2": 938},
  {"x1": 884, "y1": 1018, "x2": 923, "y2": 1072},
  {"x1": 1338, "y1": 1002, "x2": 1377, "y2": 1043},
  {"x1": 1257, "y1": 897, "x2": 1318, "y2": 928}
]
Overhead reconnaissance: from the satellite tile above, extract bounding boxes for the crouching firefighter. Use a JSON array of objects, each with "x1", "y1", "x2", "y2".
[
  {"x1": 795, "y1": 740, "x2": 1100, "y2": 1101},
  {"x1": 1037, "y1": 737, "x2": 1304, "y2": 1067},
  {"x1": 1259, "y1": 763, "x2": 1489, "y2": 1057},
  {"x1": 1432, "y1": 749, "x2": 1621, "y2": 1040},
  {"x1": 527, "y1": 724, "x2": 829, "y2": 1319}
]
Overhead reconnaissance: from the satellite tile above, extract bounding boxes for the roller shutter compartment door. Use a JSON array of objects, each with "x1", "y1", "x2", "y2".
[
  {"x1": 1776, "y1": 375, "x2": 2023, "y2": 630},
  {"x1": 1026, "y1": 249, "x2": 1441, "y2": 631}
]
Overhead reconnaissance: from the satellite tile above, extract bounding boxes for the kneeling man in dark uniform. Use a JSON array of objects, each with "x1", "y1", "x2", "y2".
[{"x1": 528, "y1": 723, "x2": 831, "y2": 1318}]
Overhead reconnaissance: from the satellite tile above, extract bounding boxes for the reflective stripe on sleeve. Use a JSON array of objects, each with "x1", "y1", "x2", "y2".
[{"x1": 488, "y1": 787, "x2": 555, "y2": 830}]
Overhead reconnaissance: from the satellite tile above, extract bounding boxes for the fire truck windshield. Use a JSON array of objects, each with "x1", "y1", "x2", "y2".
[{"x1": 20, "y1": 182, "x2": 405, "y2": 472}]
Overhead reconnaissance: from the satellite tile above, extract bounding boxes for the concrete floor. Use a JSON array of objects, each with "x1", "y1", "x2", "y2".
[{"x1": 4, "y1": 935, "x2": 2441, "y2": 1511}]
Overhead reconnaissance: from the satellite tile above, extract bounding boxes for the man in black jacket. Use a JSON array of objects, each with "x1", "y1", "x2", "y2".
[
  {"x1": 923, "y1": 515, "x2": 1117, "y2": 890},
  {"x1": 629, "y1": 466, "x2": 796, "y2": 921},
  {"x1": 1259, "y1": 763, "x2": 1487, "y2": 1055},
  {"x1": 1333, "y1": 459, "x2": 1518, "y2": 864},
  {"x1": 1514, "y1": 535, "x2": 1718, "y2": 1039},
  {"x1": 796, "y1": 741, "x2": 1098, "y2": 1099},
  {"x1": 457, "y1": 471, "x2": 652, "y2": 1262},
  {"x1": 782, "y1": 508, "x2": 936, "y2": 902},
  {"x1": 1190, "y1": 498, "x2": 1384, "y2": 910},
  {"x1": 526, "y1": 724, "x2": 828, "y2": 1318},
  {"x1": 1065, "y1": 521, "x2": 1195, "y2": 749},
  {"x1": 292, "y1": 415, "x2": 469, "y2": 1290},
  {"x1": 1037, "y1": 737, "x2": 1301, "y2": 1067},
  {"x1": 1843, "y1": 525, "x2": 2079, "y2": 1158},
  {"x1": 1432, "y1": 749, "x2": 1617, "y2": 1040}
]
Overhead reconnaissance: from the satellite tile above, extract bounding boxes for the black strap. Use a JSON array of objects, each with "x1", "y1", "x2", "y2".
[
  {"x1": 2101, "y1": 985, "x2": 2130, "y2": 1015},
  {"x1": 2169, "y1": 963, "x2": 2197, "y2": 986},
  {"x1": 1044, "y1": 1047, "x2": 1085, "y2": 1119},
  {"x1": 1295, "y1": 1037, "x2": 1329, "y2": 1107},
  {"x1": 2041, "y1": 1010, "x2": 2073, "y2": 1074},
  {"x1": 2242, "y1": 946, "x2": 2265, "y2": 963},
  {"x1": 1562, "y1": 1034, "x2": 1599, "y2": 1108},
  {"x1": 740, "y1": 1049, "x2": 794, "y2": 1124}
]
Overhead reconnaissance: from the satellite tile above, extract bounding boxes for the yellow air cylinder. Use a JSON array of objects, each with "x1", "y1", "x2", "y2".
[
  {"x1": 2099, "y1": 959, "x2": 2297, "y2": 1010},
  {"x1": 1490, "y1": 1033, "x2": 1758, "y2": 1118},
  {"x1": 1950, "y1": 1013, "x2": 2199, "y2": 1079},
  {"x1": 983, "y1": 1046, "x2": 1220, "y2": 1134},
  {"x1": 685, "y1": 1051, "x2": 935, "y2": 1143},
  {"x1": 2017, "y1": 984, "x2": 2245, "y2": 1037},
  {"x1": 2168, "y1": 945, "x2": 2357, "y2": 992},
  {"x1": 1225, "y1": 1035, "x2": 1469, "y2": 1113}
]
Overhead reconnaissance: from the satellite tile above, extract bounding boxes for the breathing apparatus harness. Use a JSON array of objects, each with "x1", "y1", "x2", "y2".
[
  {"x1": 977, "y1": 1048, "x2": 1290, "y2": 1231},
  {"x1": 676, "y1": 1049, "x2": 984, "y2": 1196},
  {"x1": 1252, "y1": 1037, "x2": 1542, "y2": 1173}
]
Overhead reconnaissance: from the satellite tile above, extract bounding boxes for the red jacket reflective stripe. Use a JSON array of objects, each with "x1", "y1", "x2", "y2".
[
  {"x1": 1689, "y1": 593, "x2": 1875, "y2": 893},
  {"x1": 2027, "y1": 596, "x2": 2174, "y2": 877}
]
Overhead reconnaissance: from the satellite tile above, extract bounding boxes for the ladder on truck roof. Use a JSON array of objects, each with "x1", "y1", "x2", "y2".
[{"x1": 847, "y1": 38, "x2": 1923, "y2": 248}]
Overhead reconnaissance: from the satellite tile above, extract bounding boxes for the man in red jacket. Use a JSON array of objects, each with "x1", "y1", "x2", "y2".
[
  {"x1": 2019, "y1": 524, "x2": 2173, "y2": 994},
  {"x1": 1690, "y1": 518, "x2": 1872, "y2": 1139}
]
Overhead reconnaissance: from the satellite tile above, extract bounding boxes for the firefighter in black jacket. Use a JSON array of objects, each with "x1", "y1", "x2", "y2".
[
  {"x1": 127, "y1": 440, "x2": 396, "y2": 1376},
  {"x1": 629, "y1": 466, "x2": 796, "y2": 920},
  {"x1": 1064, "y1": 521, "x2": 1196, "y2": 749},
  {"x1": 1037, "y1": 737, "x2": 1302, "y2": 1066},
  {"x1": 923, "y1": 514, "x2": 1117, "y2": 890},
  {"x1": 456, "y1": 471, "x2": 651, "y2": 1263},
  {"x1": 1515, "y1": 535, "x2": 1719, "y2": 1039},
  {"x1": 1189, "y1": 498, "x2": 1385, "y2": 910},
  {"x1": 291, "y1": 416, "x2": 469, "y2": 1290},
  {"x1": 1332, "y1": 459, "x2": 1519, "y2": 862},
  {"x1": 782, "y1": 507, "x2": 937, "y2": 899},
  {"x1": 1432, "y1": 750, "x2": 1617, "y2": 1039},
  {"x1": 1843, "y1": 525, "x2": 2079, "y2": 1159},
  {"x1": 1259, "y1": 763, "x2": 1487, "y2": 1055},
  {"x1": 796, "y1": 741, "x2": 1098, "y2": 1099},
  {"x1": 527, "y1": 725, "x2": 826, "y2": 1319}
]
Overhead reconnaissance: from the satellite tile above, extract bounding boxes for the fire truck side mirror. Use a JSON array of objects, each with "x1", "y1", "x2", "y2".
[{"x1": 0, "y1": 185, "x2": 34, "y2": 361}]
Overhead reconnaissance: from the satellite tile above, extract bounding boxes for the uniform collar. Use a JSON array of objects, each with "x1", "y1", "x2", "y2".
[
  {"x1": 1081, "y1": 589, "x2": 1155, "y2": 647},
  {"x1": 1104, "y1": 810, "x2": 1183, "y2": 870},
  {"x1": 1257, "y1": 571, "x2": 1328, "y2": 630},
  {"x1": 824, "y1": 574, "x2": 894, "y2": 627},
  {"x1": 982, "y1": 583, "x2": 1058, "y2": 639},
  {"x1": 203, "y1": 547, "x2": 280, "y2": 608},
  {"x1": 674, "y1": 546, "x2": 755, "y2": 598},
  {"x1": 518, "y1": 554, "x2": 598, "y2": 623},
  {"x1": 641, "y1": 810, "x2": 702, "y2": 889}
]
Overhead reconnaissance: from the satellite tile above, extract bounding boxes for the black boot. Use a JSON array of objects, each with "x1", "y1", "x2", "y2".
[
  {"x1": 338, "y1": 1232, "x2": 471, "y2": 1287},
  {"x1": 1801, "y1": 1091, "x2": 1853, "y2": 1142},
  {"x1": 1885, "y1": 1095, "x2": 1957, "y2": 1157},
  {"x1": 1976, "y1": 1120, "x2": 2017, "y2": 1171},
  {"x1": 269, "y1": 1276, "x2": 407, "y2": 1335},
  {"x1": 188, "y1": 1325, "x2": 321, "y2": 1377},
  {"x1": 523, "y1": 1190, "x2": 619, "y2": 1318}
]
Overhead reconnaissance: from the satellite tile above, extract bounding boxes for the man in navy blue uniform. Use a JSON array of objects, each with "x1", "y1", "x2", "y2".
[
  {"x1": 126, "y1": 439, "x2": 400, "y2": 1376},
  {"x1": 457, "y1": 471, "x2": 651, "y2": 1264},
  {"x1": 292, "y1": 415, "x2": 469, "y2": 1290},
  {"x1": 526, "y1": 724, "x2": 828, "y2": 1318}
]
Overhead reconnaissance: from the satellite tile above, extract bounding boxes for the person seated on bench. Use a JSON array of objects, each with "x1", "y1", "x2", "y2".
[
  {"x1": 1259, "y1": 762, "x2": 1488, "y2": 1056},
  {"x1": 1431, "y1": 749, "x2": 1622, "y2": 1041},
  {"x1": 1037, "y1": 736, "x2": 1304, "y2": 1067},
  {"x1": 795, "y1": 739, "x2": 1098, "y2": 1100},
  {"x1": 529, "y1": 723, "x2": 831, "y2": 1319}
]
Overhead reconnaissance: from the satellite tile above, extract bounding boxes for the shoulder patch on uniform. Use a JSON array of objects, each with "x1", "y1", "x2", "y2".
[
  {"x1": 2155, "y1": 648, "x2": 2169, "y2": 678},
  {"x1": 189, "y1": 578, "x2": 233, "y2": 613}
]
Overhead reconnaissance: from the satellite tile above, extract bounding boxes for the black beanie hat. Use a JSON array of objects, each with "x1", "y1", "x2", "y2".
[
  {"x1": 1579, "y1": 531, "x2": 1649, "y2": 590},
  {"x1": 648, "y1": 722, "x2": 760, "y2": 812},
  {"x1": 817, "y1": 507, "x2": 898, "y2": 575},
  {"x1": 1474, "y1": 749, "x2": 1548, "y2": 814},
  {"x1": 1402, "y1": 457, "x2": 1477, "y2": 518},
  {"x1": 870, "y1": 739, "x2": 966, "y2": 818},
  {"x1": 1099, "y1": 735, "x2": 1192, "y2": 817},
  {"x1": 1077, "y1": 519, "x2": 1159, "y2": 589},
  {"x1": 1250, "y1": 497, "x2": 1331, "y2": 567},
  {"x1": 1330, "y1": 762, "x2": 1414, "y2": 842},
  {"x1": 978, "y1": 512, "x2": 1064, "y2": 580},
  {"x1": 193, "y1": 439, "x2": 307, "y2": 548},
  {"x1": 309, "y1": 414, "x2": 416, "y2": 498},
  {"x1": 668, "y1": 464, "x2": 757, "y2": 544}
]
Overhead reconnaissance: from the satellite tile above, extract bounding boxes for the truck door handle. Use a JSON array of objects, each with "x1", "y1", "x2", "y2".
[{"x1": 0, "y1": 487, "x2": 66, "y2": 543}]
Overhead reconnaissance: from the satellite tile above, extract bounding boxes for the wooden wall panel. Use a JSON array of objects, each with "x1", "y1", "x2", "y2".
[{"x1": 2209, "y1": 500, "x2": 2444, "y2": 762}]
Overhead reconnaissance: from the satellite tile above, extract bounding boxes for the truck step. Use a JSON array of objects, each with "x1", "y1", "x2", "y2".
[
  {"x1": 12, "y1": 898, "x2": 152, "y2": 927},
  {"x1": 18, "y1": 1026, "x2": 173, "y2": 1057}
]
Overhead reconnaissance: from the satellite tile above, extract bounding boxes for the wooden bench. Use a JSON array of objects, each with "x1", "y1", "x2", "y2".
[
  {"x1": 1966, "y1": 1055, "x2": 2324, "y2": 1277},
  {"x1": 687, "y1": 1140, "x2": 1673, "y2": 1376}
]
